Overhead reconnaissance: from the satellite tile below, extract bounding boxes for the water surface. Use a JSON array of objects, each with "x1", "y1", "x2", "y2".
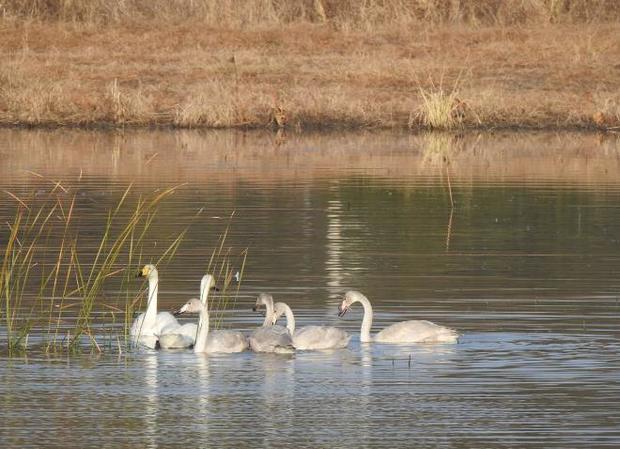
[{"x1": 1, "y1": 130, "x2": 619, "y2": 448}]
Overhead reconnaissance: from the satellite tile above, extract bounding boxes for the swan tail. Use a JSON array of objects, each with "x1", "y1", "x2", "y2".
[{"x1": 435, "y1": 327, "x2": 460, "y2": 343}]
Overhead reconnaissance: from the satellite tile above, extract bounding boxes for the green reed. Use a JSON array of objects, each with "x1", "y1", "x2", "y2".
[
  {"x1": 206, "y1": 212, "x2": 247, "y2": 330},
  {"x1": 0, "y1": 181, "x2": 185, "y2": 355}
]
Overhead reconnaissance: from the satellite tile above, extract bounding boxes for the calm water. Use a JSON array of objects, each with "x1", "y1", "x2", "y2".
[{"x1": 1, "y1": 130, "x2": 620, "y2": 448}]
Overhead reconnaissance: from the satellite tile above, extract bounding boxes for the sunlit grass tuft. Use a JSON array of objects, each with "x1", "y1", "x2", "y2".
[{"x1": 416, "y1": 77, "x2": 465, "y2": 130}]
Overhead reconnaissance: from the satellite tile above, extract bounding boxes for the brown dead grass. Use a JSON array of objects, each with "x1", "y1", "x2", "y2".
[{"x1": 0, "y1": 3, "x2": 619, "y2": 130}]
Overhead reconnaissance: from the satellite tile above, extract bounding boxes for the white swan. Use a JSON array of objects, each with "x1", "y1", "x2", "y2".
[
  {"x1": 271, "y1": 302, "x2": 350, "y2": 350},
  {"x1": 338, "y1": 290, "x2": 459, "y2": 344},
  {"x1": 130, "y1": 264, "x2": 180, "y2": 348},
  {"x1": 159, "y1": 275, "x2": 219, "y2": 349},
  {"x1": 157, "y1": 299, "x2": 198, "y2": 349},
  {"x1": 248, "y1": 293, "x2": 294, "y2": 353},
  {"x1": 166, "y1": 274, "x2": 247, "y2": 353}
]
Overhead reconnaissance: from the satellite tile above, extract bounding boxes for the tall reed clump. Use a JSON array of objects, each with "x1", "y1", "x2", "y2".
[
  {"x1": 0, "y1": 180, "x2": 185, "y2": 355},
  {"x1": 415, "y1": 77, "x2": 466, "y2": 130}
]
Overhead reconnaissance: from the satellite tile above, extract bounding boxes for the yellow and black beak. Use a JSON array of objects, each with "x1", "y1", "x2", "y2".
[{"x1": 136, "y1": 266, "x2": 149, "y2": 278}]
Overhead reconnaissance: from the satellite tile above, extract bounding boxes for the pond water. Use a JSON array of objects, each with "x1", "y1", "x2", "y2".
[{"x1": 0, "y1": 130, "x2": 619, "y2": 448}]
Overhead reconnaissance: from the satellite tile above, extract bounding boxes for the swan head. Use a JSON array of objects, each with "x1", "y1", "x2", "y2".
[
  {"x1": 252, "y1": 293, "x2": 273, "y2": 313},
  {"x1": 200, "y1": 274, "x2": 217, "y2": 292},
  {"x1": 173, "y1": 297, "x2": 202, "y2": 316},
  {"x1": 137, "y1": 264, "x2": 157, "y2": 279},
  {"x1": 270, "y1": 302, "x2": 287, "y2": 325},
  {"x1": 338, "y1": 290, "x2": 365, "y2": 317}
]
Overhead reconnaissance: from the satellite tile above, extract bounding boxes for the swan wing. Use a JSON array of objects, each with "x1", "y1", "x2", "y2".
[
  {"x1": 293, "y1": 326, "x2": 350, "y2": 350},
  {"x1": 159, "y1": 333, "x2": 192, "y2": 349},
  {"x1": 130, "y1": 312, "x2": 148, "y2": 337},
  {"x1": 155, "y1": 311, "x2": 180, "y2": 335},
  {"x1": 249, "y1": 325, "x2": 293, "y2": 352},
  {"x1": 158, "y1": 323, "x2": 197, "y2": 349},
  {"x1": 375, "y1": 320, "x2": 458, "y2": 344},
  {"x1": 205, "y1": 330, "x2": 248, "y2": 353}
]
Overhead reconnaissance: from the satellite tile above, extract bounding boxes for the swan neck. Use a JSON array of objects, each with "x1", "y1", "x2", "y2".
[
  {"x1": 358, "y1": 295, "x2": 373, "y2": 343},
  {"x1": 199, "y1": 278, "x2": 210, "y2": 306},
  {"x1": 262, "y1": 298, "x2": 275, "y2": 327},
  {"x1": 194, "y1": 304, "x2": 209, "y2": 353},
  {"x1": 282, "y1": 304, "x2": 296, "y2": 334},
  {"x1": 144, "y1": 273, "x2": 158, "y2": 329}
]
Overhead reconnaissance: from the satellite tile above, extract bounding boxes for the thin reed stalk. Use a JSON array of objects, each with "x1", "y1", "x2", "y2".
[{"x1": 0, "y1": 181, "x2": 185, "y2": 355}]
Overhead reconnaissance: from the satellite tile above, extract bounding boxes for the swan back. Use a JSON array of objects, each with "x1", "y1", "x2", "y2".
[
  {"x1": 249, "y1": 325, "x2": 293, "y2": 353},
  {"x1": 292, "y1": 326, "x2": 350, "y2": 350},
  {"x1": 374, "y1": 320, "x2": 459, "y2": 344},
  {"x1": 159, "y1": 330, "x2": 194, "y2": 349},
  {"x1": 205, "y1": 330, "x2": 248, "y2": 353},
  {"x1": 271, "y1": 302, "x2": 350, "y2": 350}
]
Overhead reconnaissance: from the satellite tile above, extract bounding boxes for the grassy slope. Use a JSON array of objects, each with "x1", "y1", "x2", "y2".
[{"x1": 0, "y1": 17, "x2": 619, "y2": 130}]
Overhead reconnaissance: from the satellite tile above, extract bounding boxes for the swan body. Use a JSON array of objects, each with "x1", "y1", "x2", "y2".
[
  {"x1": 158, "y1": 323, "x2": 197, "y2": 349},
  {"x1": 131, "y1": 264, "x2": 180, "y2": 349},
  {"x1": 249, "y1": 293, "x2": 294, "y2": 353},
  {"x1": 173, "y1": 277, "x2": 247, "y2": 353},
  {"x1": 130, "y1": 312, "x2": 178, "y2": 339},
  {"x1": 249, "y1": 326, "x2": 293, "y2": 353},
  {"x1": 271, "y1": 302, "x2": 350, "y2": 350},
  {"x1": 338, "y1": 290, "x2": 459, "y2": 344},
  {"x1": 374, "y1": 320, "x2": 458, "y2": 343},
  {"x1": 201, "y1": 329, "x2": 248, "y2": 353}
]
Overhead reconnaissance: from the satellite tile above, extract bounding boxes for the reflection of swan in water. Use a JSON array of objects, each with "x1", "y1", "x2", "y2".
[
  {"x1": 165, "y1": 275, "x2": 247, "y2": 353},
  {"x1": 195, "y1": 354, "x2": 210, "y2": 441},
  {"x1": 338, "y1": 291, "x2": 459, "y2": 344},
  {"x1": 249, "y1": 294, "x2": 294, "y2": 353},
  {"x1": 259, "y1": 348, "x2": 296, "y2": 436},
  {"x1": 131, "y1": 264, "x2": 179, "y2": 349},
  {"x1": 271, "y1": 302, "x2": 350, "y2": 350},
  {"x1": 143, "y1": 354, "x2": 158, "y2": 449}
]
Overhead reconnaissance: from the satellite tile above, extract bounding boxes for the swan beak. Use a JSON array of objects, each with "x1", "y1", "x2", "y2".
[
  {"x1": 252, "y1": 305, "x2": 265, "y2": 315},
  {"x1": 135, "y1": 270, "x2": 143, "y2": 278},
  {"x1": 211, "y1": 285, "x2": 220, "y2": 292},
  {"x1": 337, "y1": 304, "x2": 348, "y2": 317},
  {"x1": 173, "y1": 304, "x2": 188, "y2": 316}
]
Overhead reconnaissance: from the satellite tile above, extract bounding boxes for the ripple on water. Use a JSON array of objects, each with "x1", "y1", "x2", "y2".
[{"x1": 1, "y1": 130, "x2": 620, "y2": 448}]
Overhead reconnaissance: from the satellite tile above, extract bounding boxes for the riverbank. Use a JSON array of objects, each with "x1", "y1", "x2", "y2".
[{"x1": 1, "y1": 15, "x2": 619, "y2": 131}]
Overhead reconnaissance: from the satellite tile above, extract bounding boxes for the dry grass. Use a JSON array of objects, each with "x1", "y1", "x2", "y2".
[
  {"x1": 3, "y1": 1, "x2": 620, "y2": 25},
  {"x1": 0, "y1": 1, "x2": 619, "y2": 130}
]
